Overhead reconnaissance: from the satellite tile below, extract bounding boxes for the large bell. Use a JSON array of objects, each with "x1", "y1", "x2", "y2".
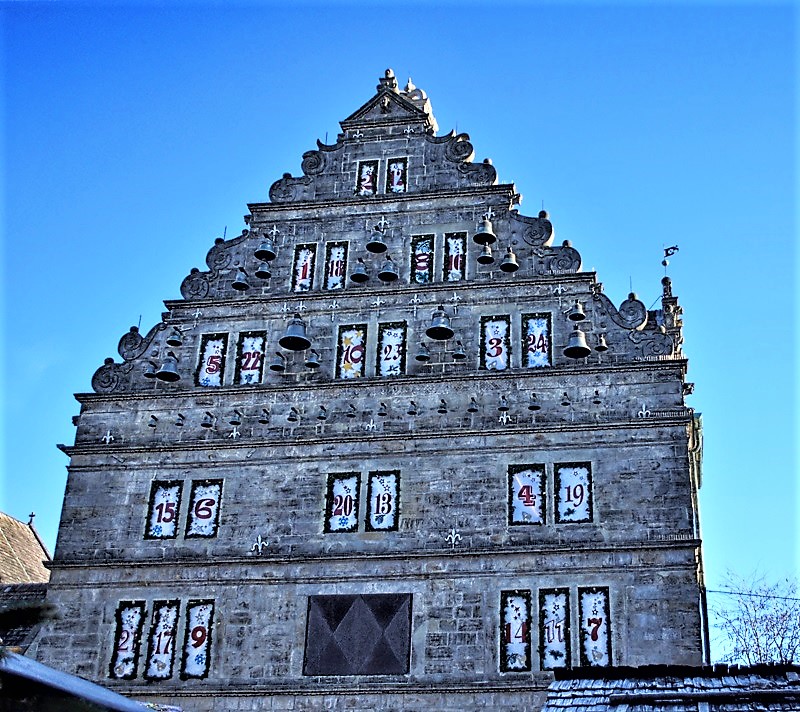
[
  {"x1": 231, "y1": 267, "x2": 250, "y2": 291},
  {"x1": 350, "y1": 258, "x2": 369, "y2": 283},
  {"x1": 377, "y1": 255, "x2": 399, "y2": 282},
  {"x1": 499, "y1": 246, "x2": 519, "y2": 273},
  {"x1": 563, "y1": 326, "x2": 591, "y2": 359},
  {"x1": 254, "y1": 239, "x2": 277, "y2": 262},
  {"x1": 269, "y1": 352, "x2": 286, "y2": 372},
  {"x1": 166, "y1": 327, "x2": 183, "y2": 347},
  {"x1": 279, "y1": 314, "x2": 311, "y2": 351},
  {"x1": 426, "y1": 305, "x2": 454, "y2": 340},
  {"x1": 366, "y1": 228, "x2": 388, "y2": 254},
  {"x1": 155, "y1": 352, "x2": 181, "y2": 382},
  {"x1": 255, "y1": 262, "x2": 272, "y2": 279},
  {"x1": 567, "y1": 300, "x2": 586, "y2": 321},
  {"x1": 473, "y1": 218, "x2": 497, "y2": 246},
  {"x1": 477, "y1": 245, "x2": 494, "y2": 265},
  {"x1": 415, "y1": 342, "x2": 431, "y2": 362}
]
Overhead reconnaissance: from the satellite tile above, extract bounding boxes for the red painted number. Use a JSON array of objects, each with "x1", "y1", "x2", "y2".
[
  {"x1": 154, "y1": 631, "x2": 173, "y2": 654},
  {"x1": 588, "y1": 617, "x2": 603, "y2": 641},
  {"x1": 118, "y1": 629, "x2": 133, "y2": 652},
  {"x1": 241, "y1": 351, "x2": 262, "y2": 371},
  {"x1": 545, "y1": 619, "x2": 565, "y2": 643},
  {"x1": 193, "y1": 497, "x2": 215, "y2": 520},
  {"x1": 565, "y1": 484, "x2": 585, "y2": 507},
  {"x1": 527, "y1": 332, "x2": 548, "y2": 353},
  {"x1": 517, "y1": 485, "x2": 536, "y2": 508},
  {"x1": 205, "y1": 354, "x2": 222, "y2": 374},
  {"x1": 154, "y1": 501, "x2": 176, "y2": 523},
  {"x1": 504, "y1": 622, "x2": 527, "y2": 643},
  {"x1": 487, "y1": 337, "x2": 504, "y2": 358},
  {"x1": 343, "y1": 344, "x2": 364, "y2": 364},
  {"x1": 190, "y1": 625, "x2": 207, "y2": 648},
  {"x1": 448, "y1": 254, "x2": 463, "y2": 273},
  {"x1": 374, "y1": 492, "x2": 393, "y2": 515},
  {"x1": 415, "y1": 252, "x2": 430, "y2": 271},
  {"x1": 333, "y1": 494, "x2": 354, "y2": 517},
  {"x1": 299, "y1": 258, "x2": 310, "y2": 280}
]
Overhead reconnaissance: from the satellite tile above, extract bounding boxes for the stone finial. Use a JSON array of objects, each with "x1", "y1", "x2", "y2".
[
  {"x1": 377, "y1": 68, "x2": 399, "y2": 93},
  {"x1": 405, "y1": 77, "x2": 416, "y2": 92}
]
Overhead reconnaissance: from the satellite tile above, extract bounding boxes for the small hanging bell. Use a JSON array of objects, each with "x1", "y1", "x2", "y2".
[
  {"x1": 593, "y1": 390, "x2": 602, "y2": 405},
  {"x1": 155, "y1": 352, "x2": 181, "y2": 382},
  {"x1": 279, "y1": 314, "x2": 311, "y2": 351},
  {"x1": 452, "y1": 340, "x2": 467, "y2": 360},
  {"x1": 231, "y1": 267, "x2": 250, "y2": 291},
  {"x1": 473, "y1": 217, "x2": 497, "y2": 246},
  {"x1": 304, "y1": 349, "x2": 321, "y2": 369},
  {"x1": 229, "y1": 409, "x2": 242, "y2": 426},
  {"x1": 499, "y1": 246, "x2": 519, "y2": 273},
  {"x1": 258, "y1": 408, "x2": 270, "y2": 424},
  {"x1": 498, "y1": 396, "x2": 510, "y2": 412},
  {"x1": 563, "y1": 325, "x2": 592, "y2": 359},
  {"x1": 560, "y1": 393, "x2": 571, "y2": 407},
  {"x1": 346, "y1": 403, "x2": 357, "y2": 418},
  {"x1": 567, "y1": 300, "x2": 586, "y2": 321},
  {"x1": 366, "y1": 227, "x2": 388, "y2": 254},
  {"x1": 407, "y1": 400, "x2": 418, "y2": 416},
  {"x1": 596, "y1": 334, "x2": 609, "y2": 352},
  {"x1": 377, "y1": 402, "x2": 388, "y2": 417},
  {"x1": 477, "y1": 245, "x2": 494, "y2": 265},
  {"x1": 426, "y1": 305, "x2": 454, "y2": 340},
  {"x1": 143, "y1": 361, "x2": 158, "y2": 379},
  {"x1": 175, "y1": 413, "x2": 185, "y2": 427},
  {"x1": 377, "y1": 255, "x2": 399, "y2": 282},
  {"x1": 415, "y1": 342, "x2": 431, "y2": 362},
  {"x1": 317, "y1": 406, "x2": 328, "y2": 421},
  {"x1": 350, "y1": 258, "x2": 369, "y2": 283},
  {"x1": 437, "y1": 399, "x2": 448, "y2": 414},
  {"x1": 165, "y1": 327, "x2": 183, "y2": 347},
  {"x1": 467, "y1": 397, "x2": 479, "y2": 413},
  {"x1": 528, "y1": 393, "x2": 541, "y2": 411},
  {"x1": 148, "y1": 415, "x2": 158, "y2": 428},
  {"x1": 254, "y1": 238, "x2": 277, "y2": 262},
  {"x1": 287, "y1": 407, "x2": 299, "y2": 423},
  {"x1": 200, "y1": 411, "x2": 215, "y2": 428},
  {"x1": 255, "y1": 262, "x2": 272, "y2": 280},
  {"x1": 269, "y1": 352, "x2": 286, "y2": 372}
]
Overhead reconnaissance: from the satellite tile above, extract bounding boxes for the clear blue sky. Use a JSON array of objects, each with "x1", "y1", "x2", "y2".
[{"x1": 2, "y1": 0, "x2": 796, "y2": 625}]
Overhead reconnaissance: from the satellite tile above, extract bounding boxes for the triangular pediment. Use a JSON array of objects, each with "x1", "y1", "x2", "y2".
[{"x1": 341, "y1": 89, "x2": 431, "y2": 129}]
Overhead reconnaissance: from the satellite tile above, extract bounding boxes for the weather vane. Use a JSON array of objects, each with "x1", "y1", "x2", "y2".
[{"x1": 662, "y1": 245, "x2": 679, "y2": 274}]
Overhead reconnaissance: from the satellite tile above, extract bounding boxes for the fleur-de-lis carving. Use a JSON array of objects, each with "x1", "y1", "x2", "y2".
[
  {"x1": 250, "y1": 535, "x2": 268, "y2": 555},
  {"x1": 445, "y1": 528, "x2": 462, "y2": 549}
]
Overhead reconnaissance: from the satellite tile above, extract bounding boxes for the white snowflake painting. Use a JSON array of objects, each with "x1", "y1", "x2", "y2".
[
  {"x1": 325, "y1": 243, "x2": 347, "y2": 290},
  {"x1": 540, "y1": 589, "x2": 570, "y2": 669},
  {"x1": 482, "y1": 317, "x2": 510, "y2": 371},
  {"x1": 110, "y1": 602, "x2": 144, "y2": 679},
  {"x1": 197, "y1": 336, "x2": 226, "y2": 387},
  {"x1": 445, "y1": 233, "x2": 466, "y2": 281},
  {"x1": 327, "y1": 475, "x2": 359, "y2": 532},
  {"x1": 377, "y1": 324, "x2": 405, "y2": 377},
  {"x1": 524, "y1": 315, "x2": 551, "y2": 368},
  {"x1": 238, "y1": 334, "x2": 265, "y2": 385},
  {"x1": 146, "y1": 602, "x2": 179, "y2": 680},
  {"x1": 185, "y1": 481, "x2": 222, "y2": 537},
  {"x1": 182, "y1": 601, "x2": 214, "y2": 679},
  {"x1": 367, "y1": 472, "x2": 398, "y2": 531},
  {"x1": 579, "y1": 587, "x2": 611, "y2": 666},
  {"x1": 556, "y1": 464, "x2": 592, "y2": 523},
  {"x1": 146, "y1": 483, "x2": 181, "y2": 539},
  {"x1": 293, "y1": 245, "x2": 315, "y2": 292},
  {"x1": 337, "y1": 326, "x2": 366, "y2": 379},
  {"x1": 501, "y1": 591, "x2": 531, "y2": 672},
  {"x1": 411, "y1": 235, "x2": 434, "y2": 284},
  {"x1": 510, "y1": 467, "x2": 544, "y2": 524}
]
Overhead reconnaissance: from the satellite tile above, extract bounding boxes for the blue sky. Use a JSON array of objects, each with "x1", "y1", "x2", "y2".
[{"x1": 2, "y1": 1, "x2": 796, "y2": 633}]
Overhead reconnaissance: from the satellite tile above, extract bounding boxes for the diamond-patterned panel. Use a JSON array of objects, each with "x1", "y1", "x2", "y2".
[{"x1": 303, "y1": 594, "x2": 411, "y2": 675}]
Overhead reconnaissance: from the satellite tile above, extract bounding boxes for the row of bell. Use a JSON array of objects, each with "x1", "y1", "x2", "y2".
[
  {"x1": 563, "y1": 326, "x2": 608, "y2": 359},
  {"x1": 143, "y1": 352, "x2": 181, "y2": 382}
]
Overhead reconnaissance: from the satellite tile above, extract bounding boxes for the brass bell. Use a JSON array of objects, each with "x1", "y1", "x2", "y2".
[
  {"x1": 560, "y1": 393, "x2": 571, "y2": 407},
  {"x1": 346, "y1": 403, "x2": 357, "y2": 418},
  {"x1": 255, "y1": 262, "x2": 272, "y2": 279},
  {"x1": 477, "y1": 245, "x2": 494, "y2": 265},
  {"x1": 377, "y1": 403, "x2": 388, "y2": 418},
  {"x1": 143, "y1": 361, "x2": 158, "y2": 379},
  {"x1": 175, "y1": 413, "x2": 186, "y2": 427},
  {"x1": 155, "y1": 352, "x2": 181, "y2": 382},
  {"x1": 499, "y1": 246, "x2": 519, "y2": 273},
  {"x1": 254, "y1": 239, "x2": 277, "y2": 262},
  {"x1": 287, "y1": 407, "x2": 299, "y2": 423},
  {"x1": 269, "y1": 352, "x2": 286, "y2": 372},
  {"x1": 366, "y1": 227, "x2": 388, "y2": 254},
  {"x1": 498, "y1": 395, "x2": 510, "y2": 412},
  {"x1": 452, "y1": 340, "x2": 467, "y2": 360},
  {"x1": 473, "y1": 217, "x2": 497, "y2": 246},
  {"x1": 567, "y1": 300, "x2": 586, "y2": 321},
  {"x1": 407, "y1": 400, "x2": 418, "y2": 416},
  {"x1": 258, "y1": 408, "x2": 270, "y2": 424},
  {"x1": 467, "y1": 397, "x2": 479, "y2": 413},
  {"x1": 437, "y1": 399, "x2": 448, "y2": 414},
  {"x1": 377, "y1": 255, "x2": 399, "y2": 282},
  {"x1": 229, "y1": 409, "x2": 242, "y2": 426},
  {"x1": 350, "y1": 258, "x2": 369, "y2": 284},
  {"x1": 166, "y1": 327, "x2": 183, "y2": 347},
  {"x1": 426, "y1": 305, "x2": 454, "y2": 340},
  {"x1": 148, "y1": 415, "x2": 158, "y2": 428},
  {"x1": 201, "y1": 411, "x2": 215, "y2": 428},
  {"x1": 528, "y1": 393, "x2": 541, "y2": 411},
  {"x1": 593, "y1": 390, "x2": 602, "y2": 405},
  {"x1": 279, "y1": 314, "x2": 311, "y2": 351},
  {"x1": 596, "y1": 334, "x2": 609, "y2": 352},
  {"x1": 415, "y1": 342, "x2": 431, "y2": 362},
  {"x1": 304, "y1": 349, "x2": 321, "y2": 369},
  {"x1": 317, "y1": 406, "x2": 328, "y2": 421},
  {"x1": 231, "y1": 267, "x2": 250, "y2": 291},
  {"x1": 563, "y1": 325, "x2": 591, "y2": 359}
]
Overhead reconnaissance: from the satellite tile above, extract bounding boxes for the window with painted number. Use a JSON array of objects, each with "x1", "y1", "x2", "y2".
[
  {"x1": 443, "y1": 232, "x2": 467, "y2": 281},
  {"x1": 522, "y1": 313, "x2": 552, "y2": 368},
  {"x1": 235, "y1": 331, "x2": 266, "y2": 385},
  {"x1": 324, "y1": 473, "x2": 361, "y2": 533},
  {"x1": 500, "y1": 590, "x2": 532, "y2": 672},
  {"x1": 508, "y1": 465, "x2": 545, "y2": 525},
  {"x1": 145, "y1": 481, "x2": 182, "y2": 539},
  {"x1": 578, "y1": 587, "x2": 611, "y2": 666},
  {"x1": 385, "y1": 157, "x2": 408, "y2": 194},
  {"x1": 376, "y1": 322, "x2": 406, "y2": 377},
  {"x1": 411, "y1": 235, "x2": 434, "y2": 284},
  {"x1": 144, "y1": 600, "x2": 180, "y2": 680},
  {"x1": 366, "y1": 471, "x2": 400, "y2": 531},
  {"x1": 555, "y1": 463, "x2": 593, "y2": 523},
  {"x1": 180, "y1": 600, "x2": 214, "y2": 679},
  {"x1": 292, "y1": 244, "x2": 316, "y2": 292},
  {"x1": 480, "y1": 315, "x2": 511, "y2": 370},
  {"x1": 540, "y1": 588, "x2": 571, "y2": 670},
  {"x1": 195, "y1": 333, "x2": 228, "y2": 387},
  {"x1": 109, "y1": 601, "x2": 146, "y2": 679},
  {"x1": 185, "y1": 480, "x2": 223, "y2": 538},
  {"x1": 324, "y1": 242, "x2": 348, "y2": 290},
  {"x1": 336, "y1": 324, "x2": 367, "y2": 379}
]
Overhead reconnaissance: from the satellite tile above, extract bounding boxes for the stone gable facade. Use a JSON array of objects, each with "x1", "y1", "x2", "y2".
[{"x1": 33, "y1": 69, "x2": 707, "y2": 712}]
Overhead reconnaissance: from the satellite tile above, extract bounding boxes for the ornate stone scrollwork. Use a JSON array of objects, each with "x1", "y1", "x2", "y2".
[
  {"x1": 117, "y1": 327, "x2": 143, "y2": 360},
  {"x1": 535, "y1": 243, "x2": 581, "y2": 274},
  {"x1": 269, "y1": 173, "x2": 314, "y2": 203},
  {"x1": 92, "y1": 358, "x2": 123, "y2": 394},
  {"x1": 444, "y1": 133, "x2": 476, "y2": 164},
  {"x1": 515, "y1": 210, "x2": 554, "y2": 247},
  {"x1": 180, "y1": 268, "x2": 211, "y2": 300},
  {"x1": 617, "y1": 294, "x2": 648, "y2": 331},
  {"x1": 206, "y1": 240, "x2": 233, "y2": 271},
  {"x1": 301, "y1": 150, "x2": 325, "y2": 176},
  {"x1": 456, "y1": 161, "x2": 497, "y2": 186},
  {"x1": 629, "y1": 328, "x2": 674, "y2": 358}
]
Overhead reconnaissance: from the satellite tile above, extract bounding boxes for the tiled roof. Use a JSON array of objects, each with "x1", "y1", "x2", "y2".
[
  {"x1": 543, "y1": 664, "x2": 800, "y2": 711},
  {"x1": 0, "y1": 582, "x2": 48, "y2": 649},
  {"x1": 0, "y1": 512, "x2": 50, "y2": 583}
]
